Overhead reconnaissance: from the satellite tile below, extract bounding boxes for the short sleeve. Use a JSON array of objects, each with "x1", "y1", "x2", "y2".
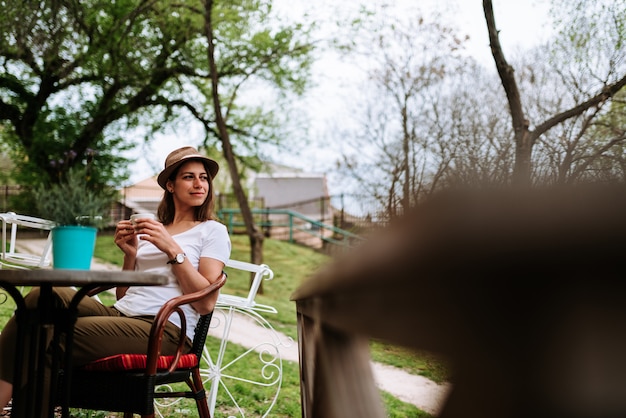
[{"x1": 200, "y1": 221, "x2": 231, "y2": 264}]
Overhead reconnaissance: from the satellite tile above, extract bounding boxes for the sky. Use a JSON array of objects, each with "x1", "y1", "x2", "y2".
[{"x1": 124, "y1": 0, "x2": 553, "y2": 191}]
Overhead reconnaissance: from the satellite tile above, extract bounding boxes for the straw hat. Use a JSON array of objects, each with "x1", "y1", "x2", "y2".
[{"x1": 156, "y1": 146, "x2": 219, "y2": 189}]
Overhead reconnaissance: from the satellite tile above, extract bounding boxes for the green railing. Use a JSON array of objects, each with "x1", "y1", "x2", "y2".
[{"x1": 217, "y1": 208, "x2": 364, "y2": 250}]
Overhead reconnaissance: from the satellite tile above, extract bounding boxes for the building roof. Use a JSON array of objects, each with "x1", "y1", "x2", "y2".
[{"x1": 123, "y1": 176, "x2": 163, "y2": 201}]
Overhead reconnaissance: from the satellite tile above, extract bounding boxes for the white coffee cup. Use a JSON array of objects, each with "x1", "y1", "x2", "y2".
[{"x1": 130, "y1": 213, "x2": 156, "y2": 225}]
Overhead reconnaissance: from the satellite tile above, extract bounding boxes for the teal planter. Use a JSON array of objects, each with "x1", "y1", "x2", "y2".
[{"x1": 52, "y1": 225, "x2": 97, "y2": 270}]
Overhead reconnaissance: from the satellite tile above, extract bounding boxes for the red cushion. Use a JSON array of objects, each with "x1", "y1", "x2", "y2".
[{"x1": 82, "y1": 353, "x2": 198, "y2": 372}]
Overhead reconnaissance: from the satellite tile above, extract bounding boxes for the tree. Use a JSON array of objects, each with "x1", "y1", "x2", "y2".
[
  {"x1": 432, "y1": 61, "x2": 515, "y2": 188},
  {"x1": 167, "y1": 0, "x2": 315, "y2": 265},
  {"x1": 336, "y1": 4, "x2": 470, "y2": 218},
  {"x1": 203, "y1": 0, "x2": 259, "y2": 264},
  {"x1": 336, "y1": 0, "x2": 626, "y2": 220},
  {"x1": 483, "y1": 0, "x2": 626, "y2": 186},
  {"x1": 0, "y1": 0, "x2": 208, "y2": 188},
  {"x1": 0, "y1": 0, "x2": 316, "y2": 265}
]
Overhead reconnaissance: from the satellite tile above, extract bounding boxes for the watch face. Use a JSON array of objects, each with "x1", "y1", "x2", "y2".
[{"x1": 176, "y1": 253, "x2": 185, "y2": 263}]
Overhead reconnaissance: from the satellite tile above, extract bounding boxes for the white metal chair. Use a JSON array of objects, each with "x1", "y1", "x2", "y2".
[
  {"x1": 152, "y1": 260, "x2": 284, "y2": 417},
  {"x1": 0, "y1": 212, "x2": 56, "y2": 269},
  {"x1": 216, "y1": 259, "x2": 276, "y2": 312},
  {"x1": 204, "y1": 260, "x2": 284, "y2": 417}
]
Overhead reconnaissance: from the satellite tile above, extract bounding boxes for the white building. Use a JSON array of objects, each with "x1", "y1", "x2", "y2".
[{"x1": 253, "y1": 172, "x2": 332, "y2": 223}]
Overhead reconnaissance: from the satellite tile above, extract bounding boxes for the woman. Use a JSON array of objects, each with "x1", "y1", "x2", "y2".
[{"x1": 0, "y1": 145, "x2": 231, "y2": 410}]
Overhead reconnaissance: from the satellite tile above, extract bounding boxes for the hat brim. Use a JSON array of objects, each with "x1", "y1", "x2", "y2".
[{"x1": 157, "y1": 155, "x2": 219, "y2": 189}]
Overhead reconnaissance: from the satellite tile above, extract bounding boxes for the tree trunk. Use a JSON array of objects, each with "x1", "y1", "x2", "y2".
[
  {"x1": 512, "y1": 124, "x2": 533, "y2": 185},
  {"x1": 484, "y1": 0, "x2": 626, "y2": 187},
  {"x1": 483, "y1": 0, "x2": 531, "y2": 186},
  {"x1": 401, "y1": 105, "x2": 411, "y2": 211},
  {"x1": 203, "y1": 0, "x2": 265, "y2": 292}
]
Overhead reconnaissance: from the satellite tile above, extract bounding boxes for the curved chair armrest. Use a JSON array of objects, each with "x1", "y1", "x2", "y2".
[
  {"x1": 161, "y1": 307, "x2": 187, "y2": 373},
  {"x1": 221, "y1": 260, "x2": 274, "y2": 308},
  {"x1": 145, "y1": 272, "x2": 227, "y2": 374},
  {"x1": 86, "y1": 285, "x2": 116, "y2": 297}
]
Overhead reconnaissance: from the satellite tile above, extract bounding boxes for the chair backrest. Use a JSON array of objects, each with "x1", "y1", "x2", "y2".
[
  {"x1": 217, "y1": 259, "x2": 275, "y2": 312},
  {"x1": 0, "y1": 212, "x2": 56, "y2": 268},
  {"x1": 190, "y1": 312, "x2": 214, "y2": 358}
]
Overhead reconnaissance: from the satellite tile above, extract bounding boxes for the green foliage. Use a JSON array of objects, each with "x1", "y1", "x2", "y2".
[
  {"x1": 549, "y1": 0, "x2": 626, "y2": 73},
  {"x1": 0, "y1": 0, "x2": 316, "y2": 196},
  {"x1": 189, "y1": 0, "x2": 317, "y2": 167},
  {"x1": 0, "y1": 0, "x2": 143, "y2": 184},
  {"x1": 34, "y1": 167, "x2": 116, "y2": 226}
]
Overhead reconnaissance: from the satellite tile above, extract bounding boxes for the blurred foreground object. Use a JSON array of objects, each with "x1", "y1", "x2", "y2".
[{"x1": 292, "y1": 185, "x2": 626, "y2": 418}]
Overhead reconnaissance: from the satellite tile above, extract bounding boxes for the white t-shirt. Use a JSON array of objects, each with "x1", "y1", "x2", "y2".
[{"x1": 114, "y1": 220, "x2": 231, "y2": 340}]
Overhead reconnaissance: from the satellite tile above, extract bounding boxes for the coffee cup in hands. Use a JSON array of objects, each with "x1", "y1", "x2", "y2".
[{"x1": 130, "y1": 213, "x2": 156, "y2": 226}]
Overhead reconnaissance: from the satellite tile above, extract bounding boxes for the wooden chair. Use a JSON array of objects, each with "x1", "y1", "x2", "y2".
[{"x1": 58, "y1": 272, "x2": 227, "y2": 418}]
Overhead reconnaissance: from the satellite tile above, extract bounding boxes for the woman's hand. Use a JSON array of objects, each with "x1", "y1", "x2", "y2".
[
  {"x1": 114, "y1": 220, "x2": 138, "y2": 258},
  {"x1": 132, "y1": 218, "x2": 181, "y2": 257}
]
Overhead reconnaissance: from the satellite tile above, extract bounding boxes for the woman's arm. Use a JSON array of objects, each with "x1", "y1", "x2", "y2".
[
  {"x1": 169, "y1": 256, "x2": 224, "y2": 314},
  {"x1": 114, "y1": 219, "x2": 138, "y2": 300}
]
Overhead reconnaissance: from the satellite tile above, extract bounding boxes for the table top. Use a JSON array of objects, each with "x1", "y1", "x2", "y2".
[{"x1": 0, "y1": 269, "x2": 168, "y2": 287}]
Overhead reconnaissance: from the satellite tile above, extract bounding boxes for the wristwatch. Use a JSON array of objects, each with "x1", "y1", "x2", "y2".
[{"x1": 167, "y1": 253, "x2": 186, "y2": 265}]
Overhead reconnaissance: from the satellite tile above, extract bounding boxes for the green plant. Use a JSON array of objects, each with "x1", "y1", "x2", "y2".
[{"x1": 35, "y1": 167, "x2": 115, "y2": 226}]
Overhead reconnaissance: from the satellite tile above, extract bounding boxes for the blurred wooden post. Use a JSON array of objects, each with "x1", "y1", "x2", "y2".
[
  {"x1": 295, "y1": 300, "x2": 385, "y2": 418},
  {"x1": 292, "y1": 185, "x2": 626, "y2": 418}
]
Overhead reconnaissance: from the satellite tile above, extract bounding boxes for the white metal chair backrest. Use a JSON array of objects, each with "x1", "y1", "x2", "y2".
[
  {"x1": 0, "y1": 212, "x2": 56, "y2": 269},
  {"x1": 217, "y1": 259, "x2": 276, "y2": 313}
]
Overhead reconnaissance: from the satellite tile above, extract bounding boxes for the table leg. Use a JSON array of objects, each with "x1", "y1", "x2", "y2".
[
  {"x1": 5, "y1": 284, "x2": 106, "y2": 418},
  {"x1": 37, "y1": 286, "x2": 55, "y2": 417},
  {"x1": 7, "y1": 285, "x2": 65, "y2": 418},
  {"x1": 56, "y1": 285, "x2": 98, "y2": 418},
  {"x1": 5, "y1": 286, "x2": 50, "y2": 418}
]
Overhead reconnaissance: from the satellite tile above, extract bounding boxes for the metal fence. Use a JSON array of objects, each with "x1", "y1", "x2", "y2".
[{"x1": 216, "y1": 193, "x2": 388, "y2": 233}]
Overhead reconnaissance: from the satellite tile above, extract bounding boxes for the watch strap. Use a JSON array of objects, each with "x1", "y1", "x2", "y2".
[{"x1": 167, "y1": 253, "x2": 186, "y2": 264}]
